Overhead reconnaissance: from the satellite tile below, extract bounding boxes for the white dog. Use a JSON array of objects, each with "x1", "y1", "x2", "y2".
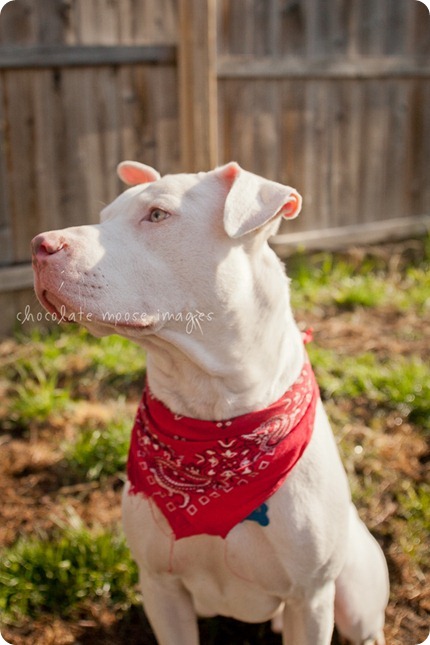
[{"x1": 32, "y1": 161, "x2": 389, "y2": 645}]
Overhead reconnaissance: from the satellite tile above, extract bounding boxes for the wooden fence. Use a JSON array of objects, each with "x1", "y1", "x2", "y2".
[{"x1": 0, "y1": 0, "x2": 429, "y2": 335}]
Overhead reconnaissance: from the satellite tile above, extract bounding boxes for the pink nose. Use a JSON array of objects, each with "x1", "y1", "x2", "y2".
[{"x1": 31, "y1": 234, "x2": 67, "y2": 258}]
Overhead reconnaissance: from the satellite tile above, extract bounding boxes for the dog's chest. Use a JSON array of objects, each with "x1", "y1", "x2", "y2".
[{"x1": 125, "y1": 489, "x2": 298, "y2": 620}]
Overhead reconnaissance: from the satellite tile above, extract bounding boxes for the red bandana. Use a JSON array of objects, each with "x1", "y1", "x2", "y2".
[{"x1": 127, "y1": 358, "x2": 319, "y2": 540}]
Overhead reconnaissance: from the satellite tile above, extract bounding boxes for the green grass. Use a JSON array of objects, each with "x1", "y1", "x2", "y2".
[
  {"x1": 3, "y1": 327, "x2": 145, "y2": 430},
  {"x1": 0, "y1": 523, "x2": 138, "y2": 624},
  {"x1": 397, "y1": 482, "x2": 430, "y2": 568},
  {"x1": 7, "y1": 326, "x2": 145, "y2": 386},
  {"x1": 9, "y1": 369, "x2": 71, "y2": 427},
  {"x1": 64, "y1": 416, "x2": 132, "y2": 480},
  {"x1": 290, "y1": 260, "x2": 388, "y2": 310},
  {"x1": 288, "y1": 237, "x2": 430, "y2": 312},
  {"x1": 308, "y1": 345, "x2": 430, "y2": 428},
  {"x1": 395, "y1": 265, "x2": 430, "y2": 311}
]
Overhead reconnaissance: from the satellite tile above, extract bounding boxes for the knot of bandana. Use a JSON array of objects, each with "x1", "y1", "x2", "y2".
[{"x1": 127, "y1": 357, "x2": 319, "y2": 540}]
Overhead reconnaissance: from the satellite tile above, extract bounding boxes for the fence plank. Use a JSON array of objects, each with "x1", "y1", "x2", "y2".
[
  {"x1": 412, "y1": 0, "x2": 430, "y2": 57},
  {"x1": 32, "y1": 70, "x2": 63, "y2": 233},
  {"x1": 305, "y1": 0, "x2": 330, "y2": 58},
  {"x1": 329, "y1": 81, "x2": 364, "y2": 229},
  {"x1": 382, "y1": 81, "x2": 413, "y2": 222},
  {"x1": 118, "y1": 66, "x2": 157, "y2": 172},
  {"x1": 359, "y1": 81, "x2": 389, "y2": 225},
  {"x1": 75, "y1": 0, "x2": 120, "y2": 45},
  {"x1": 218, "y1": 80, "x2": 256, "y2": 169},
  {"x1": 410, "y1": 80, "x2": 430, "y2": 217},
  {"x1": 360, "y1": 0, "x2": 386, "y2": 56},
  {"x1": 218, "y1": 0, "x2": 255, "y2": 56},
  {"x1": 117, "y1": 0, "x2": 178, "y2": 46},
  {"x1": 152, "y1": 66, "x2": 181, "y2": 174},
  {"x1": 279, "y1": 79, "x2": 307, "y2": 195},
  {"x1": 77, "y1": 69, "x2": 113, "y2": 224},
  {"x1": 0, "y1": 0, "x2": 35, "y2": 46},
  {"x1": 59, "y1": 68, "x2": 94, "y2": 227},
  {"x1": 0, "y1": 73, "x2": 12, "y2": 265},
  {"x1": 252, "y1": 80, "x2": 280, "y2": 179},
  {"x1": 117, "y1": 64, "x2": 180, "y2": 175},
  {"x1": 178, "y1": 0, "x2": 218, "y2": 171},
  {"x1": 279, "y1": 0, "x2": 307, "y2": 57},
  {"x1": 3, "y1": 70, "x2": 41, "y2": 263}
]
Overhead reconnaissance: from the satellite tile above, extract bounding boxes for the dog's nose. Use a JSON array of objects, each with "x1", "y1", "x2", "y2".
[{"x1": 31, "y1": 234, "x2": 66, "y2": 258}]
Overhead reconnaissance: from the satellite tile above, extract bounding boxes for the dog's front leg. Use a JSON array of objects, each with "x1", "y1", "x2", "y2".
[
  {"x1": 282, "y1": 581, "x2": 335, "y2": 645},
  {"x1": 140, "y1": 573, "x2": 199, "y2": 645}
]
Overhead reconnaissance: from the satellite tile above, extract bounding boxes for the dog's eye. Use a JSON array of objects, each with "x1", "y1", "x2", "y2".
[{"x1": 149, "y1": 208, "x2": 170, "y2": 223}]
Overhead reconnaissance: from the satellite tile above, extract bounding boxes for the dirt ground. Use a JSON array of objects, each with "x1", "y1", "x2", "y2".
[{"x1": 0, "y1": 239, "x2": 429, "y2": 645}]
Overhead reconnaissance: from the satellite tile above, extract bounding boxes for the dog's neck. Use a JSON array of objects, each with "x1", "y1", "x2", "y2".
[{"x1": 136, "y1": 246, "x2": 304, "y2": 420}]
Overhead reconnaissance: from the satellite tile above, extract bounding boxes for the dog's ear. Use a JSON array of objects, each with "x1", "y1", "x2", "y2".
[
  {"x1": 117, "y1": 161, "x2": 161, "y2": 186},
  {"x1": 216, "y1": 162, "x2": 302, "y2": 239}
]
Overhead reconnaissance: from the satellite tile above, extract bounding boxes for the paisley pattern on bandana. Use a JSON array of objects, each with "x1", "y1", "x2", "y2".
[{"x1": 127, "y1": 358, "x2": 319, "y2": 540}]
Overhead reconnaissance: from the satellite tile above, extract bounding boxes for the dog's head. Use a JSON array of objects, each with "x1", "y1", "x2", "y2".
[{"x1": 32, "y1": 162, "x2": 302, "y2": 339}]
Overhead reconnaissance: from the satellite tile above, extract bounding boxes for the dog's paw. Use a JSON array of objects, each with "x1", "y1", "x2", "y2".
[
  {"x1": 364, "y1": 631, "x2": 385, "y2": 645},
  {"x1": 270, "y1": 604, "x2": 284, "y2": 634},
  {"x1": 366, "y1": 635, "x2": 386, "y2": 645},
  {"x1": 338, "y1": 632, "x2": 385, "y2": 645}
]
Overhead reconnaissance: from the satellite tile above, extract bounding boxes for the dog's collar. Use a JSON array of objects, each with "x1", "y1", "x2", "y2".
[{"x1": 127, "y1": 351, "x2": 319, "y2": 540}]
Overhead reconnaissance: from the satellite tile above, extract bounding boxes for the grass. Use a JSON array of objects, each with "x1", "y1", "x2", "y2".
[
  {"x1": 0, "y1": 237, "x2": 429, "y2": 643},
  {"x1": 307, "y1": 346, "x2": 430, "y2": 428},
  {"x1": 8, "y1": 369, "x2": 71, "y2": 427},
  {"x1": 2, "y1": 327, "x2": 146, "y2": 432},
  {"x1": 396, "y1": 482, "x2": 430, "y2": 569},
  {"x1": 288, "y1": 236, "x2": 430, "y2": 313},
  {"x1": 63, "y1": 416, "x2": 133, "y2": 481},
  {"x1": 4, "y1": 326, "x2": 146, "y2": 390},
  {"x1": 0, "y1": 522, "x2": 138, "y2": 624}
]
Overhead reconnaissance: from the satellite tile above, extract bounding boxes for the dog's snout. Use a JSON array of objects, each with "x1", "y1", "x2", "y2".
[{"x1": 31, "y1": 233, "x2": 67, "y2": 258}]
